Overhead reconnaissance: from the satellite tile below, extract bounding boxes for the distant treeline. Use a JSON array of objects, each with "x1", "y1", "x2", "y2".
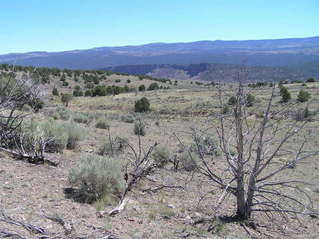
[{"x1": 0, "y1": 63, "x2": 172, "y2": 85}]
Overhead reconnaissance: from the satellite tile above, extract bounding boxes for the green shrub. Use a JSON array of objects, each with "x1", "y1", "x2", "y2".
[
  {"x1": 63, "y1": 122, "x2": 85, "y2": 150},
  {"x1": 306, "y1": 78, "x2": 316, "y2": 83},
  {"x1": 73, "y1": 112, "x2": 90, "y2": 124},
  {"x1": 227, "y1": 96, "x2": 237, "y2": 105},
  {"x1": 68, "y1": 154, "x2": 124, "y2": 203},
  {"x1": 152, "y1": 146, "x2": 170, "y2": 168},
  {"x1": 95, "y1": 119, "x2": 109, "y2": 129},
  {"x1": 280, "y1": 86, "x2": 291, "y2": 103},
  {"x1": 29, "y1": 98, "x2": 44, "y2": 112},
  {"x1": 134, "y1": 120, "x2": 146, "y2": 136},
  {"x1": 85, "y1": 89, "x2": 92, "y2": 96},
  {"x1": 135, "y1": 97, "x2": 150, "y2": 112},
  {"x1": 52, "y1": 87, "x2": 59, "y2": 96},
  {"x1": 20, "y1": 119, "x2": 62, "y2": 155},
  {"x1": 297, "y1": 89, "x2": 311, "y2": 102},
  {"x1": 121, "y1": 114, "x2": 135, "y2": 123},
  {"x1": 222, "y1": 105, "x2": 230, "y2": 114},
  {"x1": 190, "y1": 133, "x2": 216, "y2": 156},
  {"x1": 57, "y1": 106, "x2": 71, "y2": 120},
  {"x1": 73, "y1": 90, "x2": 83, "y2": 97},
  {"x1": 99, "y1": 137, "x2": 127, "y2": 156},
  {"x1": 148, "y1": 82, "x2": 159, "y2": 91},
  {"x1": 180, "y1": 151, "x2": 198, "y2": 171},
  {"x1": 40, "y1": 119, "x2": 68, "y2": 153},
  {"x1": 138, "y1": 84, "x2": 146, "y2": 91},
  {"x1": 61, "y1": 93, "x2": 72, "y2": 107},
  {"x1": 246, "y1": 93, "x2": 255, "y2": 107}
]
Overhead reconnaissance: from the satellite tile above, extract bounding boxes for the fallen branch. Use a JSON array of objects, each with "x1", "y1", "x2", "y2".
[
  {"x1": 0, "y1": 209, "x2": 49, "y2": 236},
  {"x1": 1, "y1": 208, "x2": 124, "y2": 239},
  {"x1": 0, "y1": 230, "x2": 27, "y2": 239},
  {"x1": 0, "y1": 147, "x2": 59, "y2": 166},
  {"x1": 44, "y1": 214, "x2": 74, "y2": 235},
  {"x1": 142, "y1": 184, "x2": 184, "y2": 193},
  {"x1": 97, "y1": 198, "x2": 129, "y2": 217}
]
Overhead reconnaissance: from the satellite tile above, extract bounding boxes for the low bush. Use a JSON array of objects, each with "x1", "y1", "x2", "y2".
[
  {"x1": 38, "y1": 119, "x2": 68, "y2": 153},
  {"x1": 121, "y1": 114, "x2": 135, "y2": 123},
  {"x1": 138, "y1": 84, "x2": 146, "y2": 91},
  {"x1": 297, "y1": 89, "x2": 311, "y2": 102},
  {"x1": 63, "y1": 122, "x2": 86, "y2": 150},
  {"x1": 246, "y1": 93, "x2": 255, "y2": 107},
  {"x1": 73, "y1": 112, "x2": 90, "y2": 124},
  {"x1": 99, "y1": 137, "x2": 127, "y2": 156},
  {"x1": 222, "y1": 105, "x2": 230, "y2": 114},
  {"x1": 57, "y1": 106, "x2": 71, "y2": 120},
  {"x1": 61, "y1": 93, "x2": 72, "y2": 107},
  {"x1": 52, "y1": 87, "x2": 59, "y2": 96},
  {"x1": 306, "y1": 78, "x2": 316, "y2": 83},
  {"x1": 152, "y1": 146, "x2": 171, "y2": 168},
  {"x1": 180, "y1": 151, "x2": 198, "y2": 171},
  {"x1": 148, "y1": 82, "x2": 159, "y2": 91},
  {"x1": 227, "y1": 96, "x2": 237, "y2": 105},
  {"x1": 190, "y1": 133, "x2": 216, "y2": 156},
  {"x1": 20, "y1": 119, "x2": 56, "y2": 155},
  {"x1": 280, "y1": 86, "x2": 291, "y2": 103},
  {"x1": 135, "y1": 97, "x2": 150, "y2": 112},
  {"x1": 134, "y1": 120, "x2": 146, "y2": 136},
  {"x1": 73, "y1": 90, "x2": 83, "y2": 97},
  {"x1": 95, "y1": 119, "x2": 109, "y2": 129},
  {"x1": 68, "y1": 154, "x2": 124, "y2": 203}
]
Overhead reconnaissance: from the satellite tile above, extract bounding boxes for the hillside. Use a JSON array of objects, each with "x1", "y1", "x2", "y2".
[
  {"x1": 1, "y1": 64, "x2": 319, "y2": 238},
  {"x1": 0, "y1": 64, "x2": 187, "y2": 102},
  {"x1": 1, "y1": 36, "x2": 319, "y2": 69}
]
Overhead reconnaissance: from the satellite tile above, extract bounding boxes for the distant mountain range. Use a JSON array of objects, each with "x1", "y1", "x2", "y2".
[
  {"x1": 103, "y1": 62, "x2": 319, "y2": 82},
  {"x1": 1, "y1": 36, "x2": 319, "y2": 69}
]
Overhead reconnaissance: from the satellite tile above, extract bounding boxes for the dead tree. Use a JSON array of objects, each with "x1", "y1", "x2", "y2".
[
  {"x1": 97, "y1": 131, "x2": 161, "y2": 217},
  {"x1": 192, "y1": 68, "x2": 318, "y2": 221},
  {"x1": 0, "y1": 73, "x2": 53, "y2": 164}
]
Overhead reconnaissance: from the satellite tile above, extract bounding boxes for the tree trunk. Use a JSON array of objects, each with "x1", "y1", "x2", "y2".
[
  {"x1": 234, "y1": 82, "x2": 249, "y2": 220},
  {"x1": 236, "y1": 177, "x2": 248, "y2": 219}
]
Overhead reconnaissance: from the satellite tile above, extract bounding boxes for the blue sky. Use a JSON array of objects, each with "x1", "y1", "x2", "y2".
[{"x1": 1, "y1": 0, "x2": 318, "y2": 54}]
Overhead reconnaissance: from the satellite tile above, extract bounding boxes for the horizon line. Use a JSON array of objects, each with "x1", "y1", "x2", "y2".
[{"x1": 2, "y1": 35, "x2": 319, "y2": 55}]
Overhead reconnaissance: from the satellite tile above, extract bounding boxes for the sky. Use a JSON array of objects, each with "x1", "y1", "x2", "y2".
[{"x1": 1, "y1": 0, "x2": 319, "y2": 54}]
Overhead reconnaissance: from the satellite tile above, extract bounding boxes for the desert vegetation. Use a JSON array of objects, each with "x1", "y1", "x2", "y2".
[{"x1": 0, "y1": 64, "x2": 319, "y2": 238}]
